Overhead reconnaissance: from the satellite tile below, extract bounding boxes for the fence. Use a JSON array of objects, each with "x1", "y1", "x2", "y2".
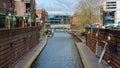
[
  {"x1": 0, "y1": 27, "x2": 40, "y2": 68},
  {"x1": 85, "y1": 27, "x2": 120, "y2": 68}
]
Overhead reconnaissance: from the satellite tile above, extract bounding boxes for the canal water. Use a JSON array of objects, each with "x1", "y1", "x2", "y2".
[{"x1": 31, "y1": 31, "x2": 84, "y2": 68}]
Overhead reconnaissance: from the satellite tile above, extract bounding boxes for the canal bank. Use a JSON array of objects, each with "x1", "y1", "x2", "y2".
[
  {"x1": 13, "y1": 35, "x2": 47, "y2": 68},
  {"x1": 73, "y1": 34, "x2": 111, "y2": 68}
]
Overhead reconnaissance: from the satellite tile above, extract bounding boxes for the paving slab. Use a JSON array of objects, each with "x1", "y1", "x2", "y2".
[{"x1": 75, "y1": 42, "x2": 112, "y2": 68}]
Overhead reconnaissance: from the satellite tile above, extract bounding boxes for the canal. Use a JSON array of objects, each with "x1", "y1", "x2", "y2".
[{"x1": 31, "y1": 31, "x2": 84, "y2": 68}]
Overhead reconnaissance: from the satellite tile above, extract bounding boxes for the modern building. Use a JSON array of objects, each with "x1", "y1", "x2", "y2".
[
  {"x1": 0, "y1": 0, "x2": 15, "y2": 28},
  {"x1": 48, "y1": 14, "x2": 70, "y2": 24},
  {"x1": 103, "y1": 0, "x2": 120, "y2": 25}
]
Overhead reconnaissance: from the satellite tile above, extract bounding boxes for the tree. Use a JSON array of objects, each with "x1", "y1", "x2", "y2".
[{"x1": 75, "y1": 0, "x2": 102, "y2": 32}]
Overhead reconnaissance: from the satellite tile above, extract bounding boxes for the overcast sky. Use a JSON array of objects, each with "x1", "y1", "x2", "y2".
[{"x1": 36, "y1": 0, "x2": 79, "y2": 15}]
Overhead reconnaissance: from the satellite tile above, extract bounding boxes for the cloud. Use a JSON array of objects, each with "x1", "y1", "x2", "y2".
[{"x1": 36, "y1": 0, "x2": 79, "y2": 15}]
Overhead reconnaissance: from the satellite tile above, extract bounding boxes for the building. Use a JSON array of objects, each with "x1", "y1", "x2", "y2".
[
  {"x1": 0, "y1": 0, "x2": 15, "y2": 28},
  {"x1": 69, "y1": 13, "x2": 80, "y2": 29},
  {"x1": 23, "y1": 0, "x2": 36, "y2": 20},
  {"x1": 14, "y1": 0, "x2": 36, "y2": 27},
  {"x1": 48, "y1": 14, "x2": 70, "y2": 24},
  {"x1": 36, "y1": 9, "x2": 48, "y2": 28},
  {"x1": 103, "y1": 0, "x2": 120, "y2": 25},
  {"x1": 36, "y1": 9, "x2": 48, "y2": 23},
  {"x1": 69, "y1": 13, "x2": 77, "y2": 25},
  {"x1": 0, "y1": 0, "x2": 15, "y2": 14},
  {"x1": 15, "y1": 0, "x2": 36, "y2": 19},
  {"x1": 14, "y1": 0, "x2": 26, "y2": 16}
]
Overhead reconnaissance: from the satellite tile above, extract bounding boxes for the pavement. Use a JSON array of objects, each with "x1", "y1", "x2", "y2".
[
  {"x1": 12, "y1": 35, "x2": 47, "y2": 68},
  {"x1": 75, "y1": 34, "x2": 112, "y2": 68}
]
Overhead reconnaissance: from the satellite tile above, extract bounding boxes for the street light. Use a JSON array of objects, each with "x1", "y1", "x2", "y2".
[
  {"x1": 12, "y1": 15, "x2": 16, "y2": 28},
  {"x1": 40, "y1": 20, "x2": 43, "y2": 24},
  {"x1": 28, "y1": 16, "x2": 32, "y2": 27},
  {"x1": 6, "y1": 13, "x2": 17, "y2": 28}
]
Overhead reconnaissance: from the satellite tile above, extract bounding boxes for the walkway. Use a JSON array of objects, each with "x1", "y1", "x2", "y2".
[{"x1": 75, "y1": 34, "x2": 112, "y2": 68}]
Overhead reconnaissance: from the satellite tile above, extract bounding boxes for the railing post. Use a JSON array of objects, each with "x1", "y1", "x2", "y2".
[
  {"x1": 22, "y1": 20, "x2": 25, "y2": 28},
  {"x1": 7, "y1": 20, "x2": 11, "y2": 29}
]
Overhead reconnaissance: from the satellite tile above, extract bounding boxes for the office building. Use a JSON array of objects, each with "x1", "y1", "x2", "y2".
[
  {"x1": 103, "y1": 0, "x2": 120, "y2": 25},
  {"x1": 48, "y1": 14, "x2": 70, "y2": 24}
]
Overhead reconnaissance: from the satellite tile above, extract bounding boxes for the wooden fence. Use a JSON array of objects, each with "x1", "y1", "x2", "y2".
[
  {"x1": 0, "y1": 27, "x2": 40, "y2": 68},
  {"x1": 85, "y1": 28, "x2": 120, "y2": 68}
]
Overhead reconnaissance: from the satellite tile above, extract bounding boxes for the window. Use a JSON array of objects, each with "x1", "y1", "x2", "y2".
[
  {"x1": 3, "y1": 2, "x2": 6, "y2": 9},
  {"x1": 106, "y1": 1, "x2": 117, "y2": 9},
  {"x1": 9, "y1": 0, "x2": 13, "y2": 9},
  {"x1": 106, "y1": 7, "x2": 116, "y2": 9}
]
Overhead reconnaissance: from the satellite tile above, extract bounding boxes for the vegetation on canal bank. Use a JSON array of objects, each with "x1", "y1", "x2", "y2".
[{"x1": 39, "y1": 28, "x2": 47, "y2": 37}]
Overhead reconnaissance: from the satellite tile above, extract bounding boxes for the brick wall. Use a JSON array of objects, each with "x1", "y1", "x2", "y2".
[
  {"x1": 0, "y1": 27, "x2": 40, "y2": 68},
  {"x1": 85, "y1": 28, "x2": 120, "y2": 68},
  {"x1": 0, "y1": 0, "x2": 15, "y2": 14}
]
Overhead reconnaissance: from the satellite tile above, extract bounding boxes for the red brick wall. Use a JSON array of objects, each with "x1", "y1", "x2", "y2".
[
  {"x1": 0, "y1": 0, "x2": 15, "y2": 14},
  {"x1": 0, "y1": 27, "x2": 40, "y2": 68},
  {"x1": 85, "y1": 28, "x2": 120, "y2": 68}
]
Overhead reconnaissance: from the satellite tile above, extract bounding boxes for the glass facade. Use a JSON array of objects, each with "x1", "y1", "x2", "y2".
[
  {"x1": 106, "y1": 2, "x2": 116, "y2": 9},
  {"x1": 48, "y1": 15, "x2": 70, "y2": 24},
  {"x1": 104, "y1": 11, "x2": 115, "y2": 25}
]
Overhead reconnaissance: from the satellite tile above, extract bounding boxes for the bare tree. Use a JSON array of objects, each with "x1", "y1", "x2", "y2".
[{"x1": 75, "y1": 0, "x2": 102, "y2": 32}]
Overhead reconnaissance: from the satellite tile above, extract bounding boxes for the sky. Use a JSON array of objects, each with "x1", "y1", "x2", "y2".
[{"x1": 36, "y1": 0, "x2": 80, "y2": 15}]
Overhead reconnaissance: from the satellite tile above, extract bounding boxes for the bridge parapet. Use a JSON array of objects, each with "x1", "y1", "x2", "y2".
[{"x1": 50, "y1": 24, "x2": 71, "y2": 29}]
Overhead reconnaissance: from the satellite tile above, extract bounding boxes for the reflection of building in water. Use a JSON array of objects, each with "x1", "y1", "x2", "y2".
[
  {"x1": 103, "y1": 0, "x2": 120, "y2": 25},
  {"x1": 48, "y1": 14, "x2": 70, "y2": 24}
]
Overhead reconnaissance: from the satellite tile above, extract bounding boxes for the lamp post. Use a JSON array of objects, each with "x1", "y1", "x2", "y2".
[
  {"x1": 22, "y1": 16, "x2": 26, "y2": 28},
  {"x1": 12, "y1": 15, "x2": 16, "y2": 28},
  {"x1": 28, "y1": 16, "x2": 32, "y2": 27}
]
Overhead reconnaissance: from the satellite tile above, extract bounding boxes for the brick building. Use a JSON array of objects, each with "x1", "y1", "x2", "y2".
[
  {"x1": 36, "y1": 9, "x2": 48, "y2": 29},
  {"x1": 69, "y1": 13, "x2": 78, "y2": 29},
  {"x1": 36, "y1": 9, "x2": 48, "y2": 23},
  {"x1": 0, "y1": 0, "x2": 15, "y2": 28},
  {"x1": 0, "y1": 0, "x2": 15, "y2": 14},
  {"x1": 14, "y1": 1, "x2": 26, "y2": 16},
  {"x1": 15, "y1": 0, "x2": 36, "y2": 18},
  {"x1": 23, "y1": 0, "x2": 36, "y2": 20},
  {"x1": 14, "y1": 0, "x2": 36, "y2": 27}
]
